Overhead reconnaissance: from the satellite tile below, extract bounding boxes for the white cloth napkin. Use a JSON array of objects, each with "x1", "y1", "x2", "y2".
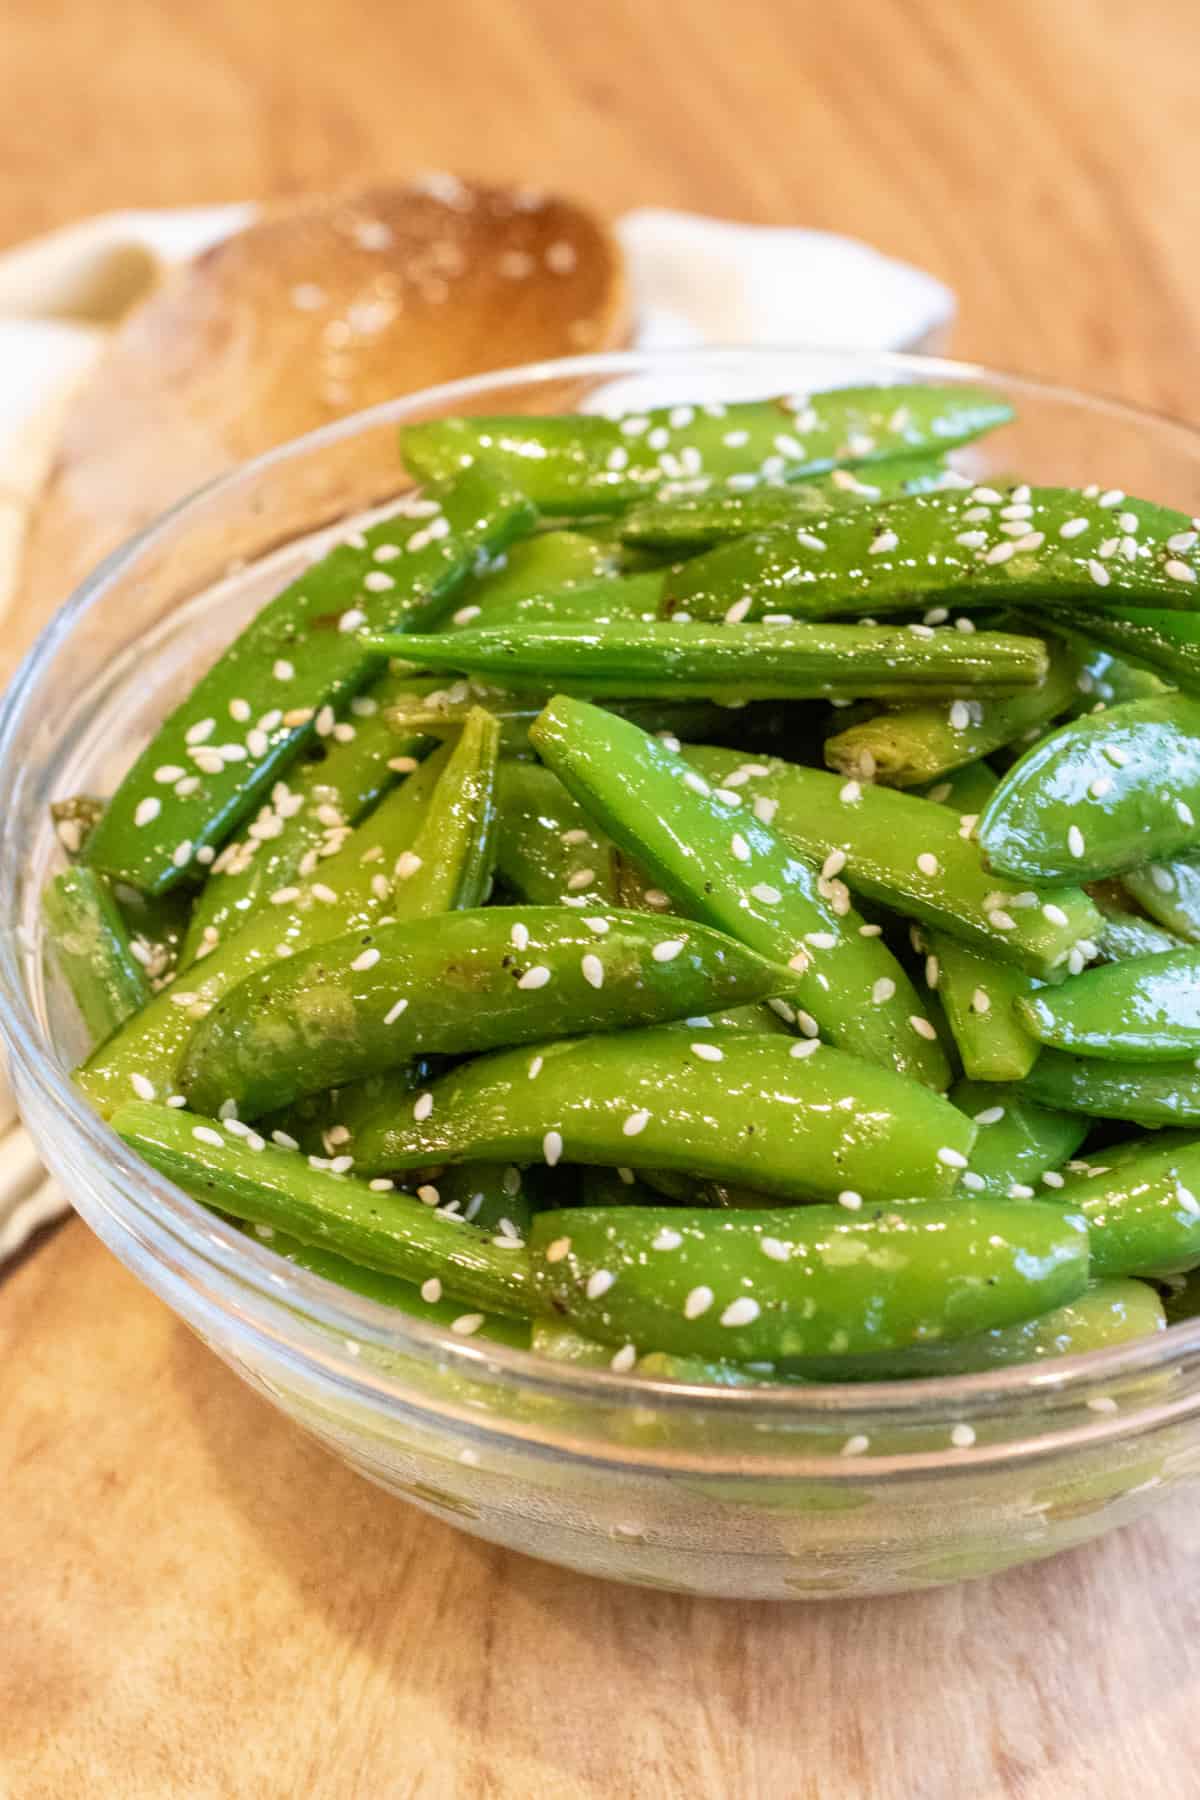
[{"x1": 0, "y1": 199, "x2": 954, "y2": 1262}]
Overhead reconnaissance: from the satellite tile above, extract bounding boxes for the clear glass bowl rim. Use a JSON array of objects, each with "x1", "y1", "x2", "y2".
[{"x1": 4, "y1": 342, "x2": 1200, "y2": 1447}]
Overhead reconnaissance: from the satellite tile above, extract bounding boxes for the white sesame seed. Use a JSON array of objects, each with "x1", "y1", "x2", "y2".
[
  {"x1": 724, "y1": 597, "x2": 753, "y2": 624},
  {"x1": 730, "y1": 832, "x2": 751, "y2": 863},
  {"x1": 310, "y1": 882, "x2": 338, "y2": 903},
  {"x1": 543, "y1": 1130, "x2": 563, "y2": 1167},
  {"x1": 350, "y1": 947, "x2": 380, "y2": 973},
  {"x1": 623, "y1": 1110, "x2": 651, "y2": 1138},
  {"x1": 419, "y1": 1278, "x2": 443, "y2": 1304},
  {"x1": 971, "y1": 987, "x2": 991, "y2": 1014},
  {"x1": 796, "y1": 1010, "x2": 821, "y2": 1038},
  {"x1": 840, "y1": 780, "x2": 862, "y2": 804},
  {"x1": 172, "y1": 840, "x2": 194, "y2": 869},
  {"x1": 1099, "y1": 488, "x2": 1125, "y2": 508},
  {"x1": 1009, "y1": 1182, "x2": 1036, "y2": 1199},
  {"x1": 643, "y1": 889, "x2": 671, "y2": 910},
  {"x1": 192, "y1": 1126, "x2": 224, "y2": 1149},
  {"x1": 1166, "y1": 559, "x2": 1197, "y2": 584},
  {"x1": 134, "y1": 797, "x2": 161, "y2": 828},
  {"x1": 684, "y1": 1285, "x2": 714, "y2": 1319},
  {"x1": 868, "y1": 529, "x2": 899, "y2": 556},
  {"x1": 587, "y1": 1269, "x2": 616, "y2": 1300},
  {"x1": 683, "y1": 770, "x2": 710, "y2": 797},
  {"x1": 841, "y1": 1434, "x2": 870, "y2": 1457},
  {"x1": 583, "y1": 916, "x2": 611, "y2": 937},
  {"x1": 955, "y1": 530, "x2": 987, "y2": 550},
  {"x1": 652, "y1": 939, "x2": 685, "y2": 962},
  {"x1": 609, "y1": 1343, "x2": 638, "y2": 1374},
  {"x1": 565, "y1": 868, "x2": 596, "y2": 893},
  {"x1": 872, "y1": 977, "x2": 896, "y2": 1005},
  {"x1": 1068, "y1": 824, "x2": 1086, "y2": 859},
  {"x1": 938, "y1": 1147, "x2": 969, "y2": 1169},
  {"x1": 413, "y1": 1092, "x2": 434, "y2": 1121},
  {"x1": 984, "y1": 541, "x2": 1016, "y2": 566},
  {"x1": 545, "y1": 1236, "x2": 571, "y2": 1264},
  {"x1": 451, "y1": 1313, "x2": 485, "y2": 1337},
  {"x1": 721, "y1": 1297, "x2": 760, "y2": 1328},
  {"x1": 988, "y1": 909, "x2": 1017, "y2": 932},
  {"x1": 1059, "y1": 517, "x2": 1089, "y2": 539},
  {"x1": 950, "y1": 1423, "x2": 976, "y2": 1449},
  {"x1": 130, "y1": 1072, "x2": 156, "y2": 1100},
  {"x1": 579, "y1": 952, "x2": 605, "y2": 990},
  {"x1": 517, "y1": 965, "x2": 551, "y2": 991},
  {"x1": 714, "y1": 788, "x2": 742, "y2": 808},
  {"x1": 394, "y1": 851, "x2": 423, "y2": 881},
  {"x1": 917, "y1": 851, "x2": 940, "y2": 876},
  {"x1": 838, "y1": 1189, "x2": 864, "y2": 1211},
  {"x1": 652, "y1": 1227, "x2": 683, "y2": 1251},
  {"x1": 185, "y1": 718, "x2": 215, "y2": 745},
  {"x1": 910, "y1": 1015, "x2": 938, "y2": 1041},
  {"x1": 750, "y1": 883, "x2": 782, "y2": 905},
  {"x1": 1087, "y1": 559, "x2": 1110, "y2": 587}
]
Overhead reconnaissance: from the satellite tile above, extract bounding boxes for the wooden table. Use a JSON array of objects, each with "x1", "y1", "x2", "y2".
[{"x1": 4, "y1": 2, "x2": 1200, "y2": 1793}]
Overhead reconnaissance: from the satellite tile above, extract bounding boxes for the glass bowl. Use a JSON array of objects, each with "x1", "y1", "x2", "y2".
[{"x1": 4, "y1": 347, "x2": 1200, "y2": 1602}]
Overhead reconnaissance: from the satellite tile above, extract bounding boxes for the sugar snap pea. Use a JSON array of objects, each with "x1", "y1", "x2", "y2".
[
  {"x1": 660, "y1": 484, "x2": 1200, "y2": 625},
  {"x1": 495, "y1": 761, "x2": 620, "y2": 907},
  {"x1": 399, "y1": 386, "x2": 1012, "y2": 515},
  {"x1": 77, "y1": 738, "x2": 458, "y2": 1116},
  {"x1": 377, "y1": 620, "x2": 1049, "y2": 703},
  {"x1": 457, "y1": 528, "x2": 621, "y2": 617},
  {"x1": 113, "y1": 1101, "x2": 532, "y2": 1316},
  {"x1": 1122, "y1": 857, "x2": 1200, "y2": 944},
  {"x1": 531, "y1": 696, "x2": 947, "y2": 1085},
  {"x1": 179, "y1": 908, "x2": 793, "y2": 1119},
  {"x1": 528, "y1": 1198, "x2": 1086, "y2": 1362},
  {"x1": 1017, "y1": 949, "x2": 1200, "y2": 1060},
  {"x1": 344, "y1": 1030, "x2": 975, "y2": 1202},
  {"x1": 950, "y1": 1080, "x2": 1088, "y2": 1199},
  {"x1": 979, "y1": 694, "x2": 1200, "y2": 884},
  {"x1": 385, "y1": 707, "x2": 500, "y2": 922},
  {"x1": 679, "y1": 745, "x2": 1101, "y2": 978},
  {"x1": 84, "y1": 468, "x2": 536, "y2": 894},
  {"x1": 42, "y1": 867, "x2": 152, "y2": 1048},
  {"x1": 1019, "y1": 1050, "x2": 1200, "y2": 1126},
  {"x1": 618, "y1": 455, "x2": 958, "y2": 553},
  {"x1": 1089, "y1": 884, "x2": 1188, "y2": 960},
  {"x1": 925, "y1": 931, "x2": 1040, "y2": 1082},
  {"x1": 1042, "y1": 1133, "x2": 1200, "y2": 1277},
  {"x1": 454, "y1": 571, "x2": 663, "y2": 630},
  {"x1": 823, "y1": 637, "x2": 1084, "y2": 788}
]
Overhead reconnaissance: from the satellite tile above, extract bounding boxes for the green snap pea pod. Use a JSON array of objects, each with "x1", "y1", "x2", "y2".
[
  {"x1": 84, "y1": 468, "x2": 536, "y2": 894},
  {"x1": 180, "y1": 671, "x2": 437, "y2": 967},
  {"x1": 425, "y1": 1163, "x2": 538, "y2": 1237},
  {"x1": 823, "y1": 641, "x2": 1083, "y2": 789},
  {"x1": 386, "y1": 707, "x2": 500, "y2": 922},
  {"x1": 77, "y1": 741, "x2": 457, "y2": 1117},
  {"x1": 179, "y1": 908, "x2": 793, "y2": 1119},
  {"x1": 1030, "y1": 605, "x2": 1200, "y2": 694},
  {"x1": 111, "y1": 881, "x2": 192, "y2": 986},
  {"x1": 399, "y1": 386, "x2": 1012, "y2": 516},
  {"x1": 112, "y1": 1101, "x2": 532, "y2": 1316},
  {"x1": 42, "y1": 868, "x2": 152, "y2": 1047},
  {"x1": 784, "y1": 1279, "x2": 1163, "y2": 1380},
  {"x1": 926, "y1": 931, "x2": 1040, "y2": 1082},
  {"x1": 495, "y1": 761, "x2": 620, "y2": 907},
  {"x1": 660, "y1": 484, "x2": 1200, "y2": 625},
  {"x1": 1088, "y1": 883, "x2": 1188, "y2": 960},
  {"x1": 1122, "y1": 858, "x2": 1200, "y2": 944},
  {"x1": 532, "y1": 696, "x2": 947, "y2": 1085},
  {"x1": 453, "y1": 571, "x2": 663, "y2": 631},
  {"x1": 950, "y1": 1080, "x2": 1088, "y2": 1199},
  {"x1": 1018, "y1": 1051, "x2": 1200, "y2": 1126},
  {"x1": 527, "y1": 1197, "x2": 1086, "y2": 1362},
  {"x1": 377, "y1": 620, "x2": 1049, "y2": 703},
  {"x1": 345, "y1": 1031, "x2": 975, "y2": 1202},
  {"x1": 618, "y1": 457, "x2": 957, "y2": 553},
  {"x1": 978, "y1": 694, "x2": 1200, "y2": 884},
  {"x1": 531, "y1": 1322, "x2": 781, "y2": 1383},
  {"x1": 1041, "y1": 1134, "x2": 1200, "y2": 1278},
  {"x1": 457, "y1": 529, "x2": 621, "y2": 617},
  {"x1": 1064, "y1": 644, "x2": 1170, "y2": 714},
  {"x1": 680, "y1": 745, "x2": 1102, "y2": 979},
  {"x1": 1017, "y1": 949, "x2": 1200, "y2": 1060},
  {"x1": 260, "y1": 1063, "x2": 432, "y2": 1160}
]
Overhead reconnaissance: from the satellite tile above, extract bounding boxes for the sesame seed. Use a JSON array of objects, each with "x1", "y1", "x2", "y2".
[
  {"x1": 652, "y1": 939, "x2": 685, "y2": 962},
  {"x1": 192, "y1": 1126, "x2": 224, "y2": 1149},
  {"x1": 310, "y1": 882, "x2": 338, "y2": 903},
  {"x1": 1166, "y1": 559, "x2": 1197, "y2": 584},
  {"x1": 165, "y1": 1095, "x2": 187, "y2": 1108},
  {"x1": 691, "y1": 1041, "x2": 724, "y2": 1063},
  {"x1": 587, "y1": 1270, "x2": 616, "y2": 1300},
  {"x1": 609, "y1": 1343, "x2": 638, "y2": 1374},
  {"x1": 917, "y1": 851, "x2": 940, "y2": 876},
  {"x1": 623, "y1": 1110, "x2": 651, "y2": 1137},
  {"x1": 652, "y1": 1227, "x2": 683, "y2": 1252},
  {"x1": 566, "y1": 868, "x2": 595, "y2": 892},
  {"x1": 543, "y1": 1130, "x2": 563, "y2": 1167},
  {"x1": 721, "y1": 1297, "x2": 760, "y2": 1328},
  {"x1": 580, "y1": 953, "x2": 605, "y2": 990},
  {"x1": 350, "y1": 947, "x2": 380, "y2": 973},
  {"x1": 948, "y1": 699, "x2": 971, "y2": 731},
  {"x1": 545, "y1": 1236, "x2": 571, "y2": 1263},
  {"x1": 805, "y1": 931, "x2": 838, "y2": 950},
  {"x1": 988, "y1": 909, "x2": 1017, "y2": 932},
  {"x1": 840, "y1": 780, "x2": 862, "y2": 804},
  {"x1": 938, "y1": 1147, "x2": 968, "y2": 1169},
  {"x1": 730, "y1": 832, "x2": 751, "y2": 862},
  {"x1": 272, "y1": 659, "x2": 294, "y2": 681},
  {"x1": 172, "y1": 840, "x2": 194, "y2": 869},
  {"x1": 451, "y1": 1314, "x2": 485, "y2": 1337},
  {"x1": 911, "y1": 1015, "x2": 938, "y2": 1041},
  {"x1": 872, "y1": 977, "x2": 896, "y2": 1005},
  {"x1": 413, "y1": 1092, "x2": 434, "y2": 1122},
  {"x1": 517, "y1": 965, "x2": 551, "y2": 991},
  {"x1": 683, "y1": 771, "x2": 710, "y2": 797},
  {"x1": 955, "y1": 530, "x2": 987, "y2": 550},
  {"x1": 796, "y1": 1010, "x2": 820, "y2": 1038},
  {"x1": 185, "y1": 718, "x2": 215, "y2": 745},
  {"x1": 395, "y1": 851, "x2": 423, "y2": 881},
  {"x1": 714, "y1": 788, "x2": 742, "y2": 808},
  {"x1": 419, "y1": 1278, "x2": 443, "y2": 1304},
  {"x1": 1068, "y1": 824, "x2": 1086, "y2": 859},
  {"x1": 1087, "y1": 559, "x2": 1110, "y2": 587},
  {"x1": 950, "y1": 1423, "x2": 976, "y2": 1449},
  {"x1": 971, "y1": 987, "x2": 991, "y2": 1014},
  {"x1": 1009, "y1": 1182, "x2": 1036, "y2": 1199},
  {"x1": 724, "y1": 597, "x2": 753, "y2": 624},
  {"x1": 583, "y1": 916, "x2": 610, "y2": 936},
  {"x1": 643, "y1": 889, "x2": 671, "y2": 910},
  {"x1": 984, "y1": 541, "x2": 1016, "y2": 566},
  {"x1": 134, "y1": 797, "x2": 161, "y2": 827},
  {"x1": 129, "y1": 1072, "x2": 156, "y2": 1100},
  {"x1": 841, "y1": 1434, "x2": 870, "y2": 1457},
  {"x1": 838, "y1": 1189, "x2": 863, "y2": 1211},
  {"x1": 1099, "y1": 488, "x2": 1125, "y2": 508},
  {"x1": 750, "y1": 883, "x2": 781, "y2": 905},
  {"x1": 684, "y1": 1285, "x2": 714, "y2": 1319}
]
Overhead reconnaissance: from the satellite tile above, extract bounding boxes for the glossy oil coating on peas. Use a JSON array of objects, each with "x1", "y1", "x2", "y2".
[
  {"x1": 1044, "y1": 1134, "x2": 1200, "y2": 1278},
  {"x1": 179, "y1": 909, "x2": 794, "y2": 1118},
  {"x1": 660, "y1": 483, "x2": 1200, "y2": 625},
  {"x1": 1017, "y1": 949, "x2": 1200, "y2": 1060},
  {"x1": 1019, "y1": 1051, "x2": 1200, "y2": 1126},
  {"x1": 679, "y1": 744, "x2": 1101, "y2": 978},
  {"x1": 42, "y1": 867, "x2": 152, "y2": 1048},
  {"x1": 927, "y1": 932, "x2": 1041, "y2": 1083},
  {"x1": 980, "y1": 693, "x2": 1200, "y2": 884},
  {"x1": 400, "y1": 386, "x2": 1012, "y2": 515},
  {"x1": 531, "y1": 695, "x2": 947, "y2": 1085},
  {"x1": 528, "y1": 1199, "x2": 1087, "y2": 1362},
  {"x1": 344, "y1": 1030, "x2": 975, "y2": 1203},
  {"x1": 378, "y1": 619, "x2": 1049, "y2": 703},
  {"x1": 84, "y1": 468, "x2": 536, "y2": 894},
  {"x1": 1122, "y1": 856, "x2": 1200, "y2": 945},
  {"x1": 950, "y1": 1080, "x2": 1088, "y2": 1200}
]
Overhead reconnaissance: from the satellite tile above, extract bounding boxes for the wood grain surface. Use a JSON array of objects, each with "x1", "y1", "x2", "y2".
[{"x1": 4, "y1": 1, "x2": 1200, "y2": 1794}]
